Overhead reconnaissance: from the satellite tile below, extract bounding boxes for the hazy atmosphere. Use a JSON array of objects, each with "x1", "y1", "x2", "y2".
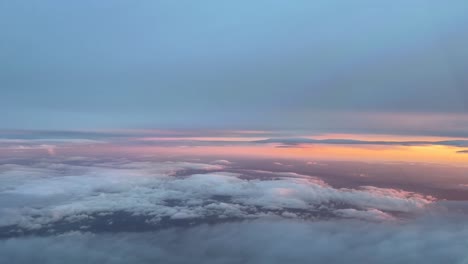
[{"x1": 1, "y1": 1, "x2": 468, "y2": 263}]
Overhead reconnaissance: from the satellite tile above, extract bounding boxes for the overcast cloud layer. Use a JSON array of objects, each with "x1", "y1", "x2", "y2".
[
  {"x1": 2, "y1": 218, "x2": 468, "y2": 264},
  {"x1": 1, "y1": 0, "x2": 468, "y2": 133}
]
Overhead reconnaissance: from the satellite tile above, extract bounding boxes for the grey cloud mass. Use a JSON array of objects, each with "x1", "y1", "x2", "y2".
[
  {"x1": 2, "y1": 218, "x2": 468, "y2": 264},
  {"x1": 1, "y1": 0, "x2": 468, "y2": 132}
]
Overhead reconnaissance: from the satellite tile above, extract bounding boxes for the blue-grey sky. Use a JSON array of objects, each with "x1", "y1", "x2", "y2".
[{"x1": 1, "y1": 0, "x2": 468, "y2": 135}]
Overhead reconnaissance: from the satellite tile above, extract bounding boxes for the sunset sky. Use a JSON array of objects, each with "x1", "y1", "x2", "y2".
[
  {"x1": 2, "y1": 1, "x2": 468, "y2": 166},
  {"x1": 1, "y1": 1, "x2": 468, "y2": 263}
]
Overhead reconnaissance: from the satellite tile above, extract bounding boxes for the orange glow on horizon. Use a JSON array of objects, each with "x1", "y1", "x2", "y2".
[
  {"x1": 3, "y1": 130, "x2": 467, "y2": 166},
  {"x1": 50, "y1": 142, "x2": 468, "y2": 166}
]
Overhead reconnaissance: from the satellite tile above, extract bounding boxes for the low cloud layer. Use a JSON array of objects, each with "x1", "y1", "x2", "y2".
[
  {"x1": 2, "y1": 218, "x2": 468, "y2": 264},
  {"x1": 1, "y1": 156, "x2": 468, "y2": 263},
  {"x1": 0, "y1": 158, "x2": 434, "y2": 235}
]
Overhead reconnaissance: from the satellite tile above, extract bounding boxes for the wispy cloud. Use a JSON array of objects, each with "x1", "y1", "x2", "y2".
[{"x1": 255, "y1": 137, "x2": 468, "y2": 147}]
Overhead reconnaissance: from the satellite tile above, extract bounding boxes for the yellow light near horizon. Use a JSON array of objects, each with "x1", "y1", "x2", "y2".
[
  {"x1": 33, "y1": 135, "x2": 468, "y2": 166},
  {"x1": 109, "y1": 143, "x2": 468, "y2": 165}
]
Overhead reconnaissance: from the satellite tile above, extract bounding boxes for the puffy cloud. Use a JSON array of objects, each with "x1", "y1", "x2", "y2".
[
  {"x1": 1, "y1": 157, "x2": 467, "y2": 263},
  {"x1": 0, "y1": 158, "x2": 435, "y2": 235},
  {"x1": 334, "y1": 208, "x2": 395, "y2": 221},
  {"x1": 210, "y1": 160, "x2": 232, "y2": 165}
]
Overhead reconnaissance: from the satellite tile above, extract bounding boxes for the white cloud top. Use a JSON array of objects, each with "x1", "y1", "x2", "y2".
[{"x1": 0, "y1": 158, "x2": 434, "y2": 232}]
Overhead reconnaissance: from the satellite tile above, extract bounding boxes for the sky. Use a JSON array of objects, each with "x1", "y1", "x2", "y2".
[
  {"x1": 2, "y1": 2, "x2": 468, "y2": 263},
  {"x1": 1, "y1": 0, "x2": 468, "y2": 136}
]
